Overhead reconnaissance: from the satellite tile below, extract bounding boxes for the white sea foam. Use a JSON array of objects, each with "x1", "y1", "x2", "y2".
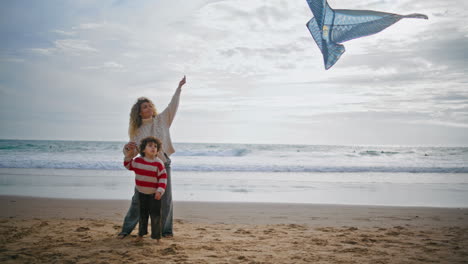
[{"x1": 0, "y1": 140, "x2": 467, "y2": 173}]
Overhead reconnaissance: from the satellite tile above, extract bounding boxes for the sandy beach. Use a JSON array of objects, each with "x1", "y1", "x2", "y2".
[{"x1": 1, "y1": 195, "x2": 467, "y2": 264}]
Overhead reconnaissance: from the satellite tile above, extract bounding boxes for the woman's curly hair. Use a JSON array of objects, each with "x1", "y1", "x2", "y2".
[{"x1": 129, "y1": 97, "x2": 157, "y2": 139}]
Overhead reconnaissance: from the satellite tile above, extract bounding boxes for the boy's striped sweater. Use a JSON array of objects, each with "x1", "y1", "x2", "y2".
[{"x1": 124, "y1": 156, "x2": 167, "y2": 195}]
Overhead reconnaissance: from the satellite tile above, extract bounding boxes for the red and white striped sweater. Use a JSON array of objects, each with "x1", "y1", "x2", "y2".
[{"x1": 124, "y1": 156, "x2": 167, "y2": 195}]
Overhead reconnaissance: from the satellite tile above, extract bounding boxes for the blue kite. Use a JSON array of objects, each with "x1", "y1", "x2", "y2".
[{"x1": 306, "y1": 0, "x2": 428, "y2": 69}]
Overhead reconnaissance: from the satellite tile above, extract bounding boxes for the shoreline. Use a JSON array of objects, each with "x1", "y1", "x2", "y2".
[
  {"x1": 2, "y1": 195, "x2": 468, "y2": 227},
  {"x1": 3, "y1": 168, "x2": 468, "y2": 207},
  {"x1": 4, "y1": 193, "x2": 468, "y2": 208}
]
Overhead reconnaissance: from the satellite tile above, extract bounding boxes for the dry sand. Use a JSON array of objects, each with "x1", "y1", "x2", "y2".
[{"x1": 1, "y1": 195, "x2": 467, "y2": 263}]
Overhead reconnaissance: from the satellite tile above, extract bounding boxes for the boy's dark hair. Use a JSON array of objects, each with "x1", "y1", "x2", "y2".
[{"x1": 139, "y1": 136, "x2": 162, "y2": 157}]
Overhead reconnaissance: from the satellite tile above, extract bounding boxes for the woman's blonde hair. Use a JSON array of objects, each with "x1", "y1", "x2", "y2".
[{"x1": 128, "y1": 97, "x2": 158, "y2": 139}]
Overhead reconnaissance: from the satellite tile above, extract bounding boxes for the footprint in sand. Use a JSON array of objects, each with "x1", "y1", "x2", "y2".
[
  {"x1": 361, "y1": 237, "x2": 377, "y2": 243},
  {"x1": 339, "y1": 247, "x2": 368, "y2": 253},
  {"x1": 316, "y1": 227, "x2": 336, "y2": 232},
  {"x1": 310, "y1": 238, "x2": 328, "y2": 246},
  {"x1": 287, "y1": 224, "x2": 308, "y2": 230},
  {"x1": 91, "y1": 221, "x2": 105, "y2": 227},
  {"x1": 201, "y1": 245, "x2": 215, "y2": 251},
  {"x1": 75, "y1": 227, "x2": 90, "y2": 232},
  {"x1": 341, "y1": 240, "x2": 359, "y2": 245},
  {"x1": 341, "y1": 226, "x2": 358, "y2": 231},
  {"x1": 234, "y1": 228, "x2": 251, "y2": 235},
  {"x1": 160, "y1": 247, "x2": 177, "y2": 255},
  {"x1": 159, "y1": 244, "x2": 182, "y2": 256}
]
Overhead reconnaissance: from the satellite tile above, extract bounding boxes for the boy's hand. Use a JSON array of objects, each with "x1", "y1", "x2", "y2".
[
  {"x1": 125, "y1": 142, "x2": 137, "y2": 151},
  {"x1": 154, "y1": 192, "x2": 162, "y2": 200},
  {"x1": 124, "y1": 142, "x2": 138, "y2": 158}
]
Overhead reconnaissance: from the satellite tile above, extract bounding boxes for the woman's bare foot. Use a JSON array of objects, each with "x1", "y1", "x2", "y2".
[
  {"x1": 117, "y1": 234, "x2": 127, "y2": 239},
  {"x1": 135, "y1": 236, "x2": 143, "y2": 242}
]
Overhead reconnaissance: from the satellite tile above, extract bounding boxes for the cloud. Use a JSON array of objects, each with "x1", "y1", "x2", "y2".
[
  {"x1": 433, "y1": 94, "x2": 468, "y2": 102},
  {"x1": 27, "y1": 48, "x2": 54, "y2": 56},
  {"x1": 75, "y1": 23, "x2": 105, "y2": 30},
  {"x1": 0, "y1": 57, "x2": 25, "y2": 63},
  {"x1": 54, "y1": 39, "x2": 98, "y2": 53},
  {"x1": 52, "y1": 30, "x2": 76, "y2": 36},
  {"x1": 82, "y1": 61, "x2": 125, "y2": 71}
]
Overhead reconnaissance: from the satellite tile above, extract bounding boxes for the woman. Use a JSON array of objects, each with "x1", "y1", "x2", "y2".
[{"x1": 118, "y1": 75, "x2": 186, "y2": 239}]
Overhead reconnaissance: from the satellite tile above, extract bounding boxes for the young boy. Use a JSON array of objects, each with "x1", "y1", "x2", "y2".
[{"x1": 124, "y1": 136, "x2": 167, "y2": 242}]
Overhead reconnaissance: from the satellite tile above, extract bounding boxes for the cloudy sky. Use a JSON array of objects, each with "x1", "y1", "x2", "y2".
[{"x1": 1, "y1": 0, "x2": 467, "y2": 146}]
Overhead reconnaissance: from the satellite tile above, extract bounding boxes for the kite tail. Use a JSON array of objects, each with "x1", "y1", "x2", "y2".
[{"x1": 403, "y1": 13, "x2": 428, "y2": 19}]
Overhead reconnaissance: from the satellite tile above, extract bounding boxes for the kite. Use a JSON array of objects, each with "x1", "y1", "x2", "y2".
[{"x1": 306, "y1": 0, "x2": 428, "y2": 69}]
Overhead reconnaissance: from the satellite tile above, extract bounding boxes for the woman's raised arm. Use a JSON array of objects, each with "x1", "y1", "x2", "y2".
[{"x1": 160, "y1": 75, "x2": 186, "y2": 127}]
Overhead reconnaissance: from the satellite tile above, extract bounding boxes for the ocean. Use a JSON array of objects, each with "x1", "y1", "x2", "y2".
[{"x1": 1, "y1": 139, "x2": 467, "y2": 207}]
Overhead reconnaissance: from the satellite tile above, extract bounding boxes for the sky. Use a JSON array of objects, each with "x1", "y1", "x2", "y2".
[{"x1": 1, "y1": 0, "x2": 467, "y2": 146}]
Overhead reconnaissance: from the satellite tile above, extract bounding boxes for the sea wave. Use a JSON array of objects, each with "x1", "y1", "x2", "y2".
[
  {"x1": 0, "y1": 160, "x2": 466, "y2": 173},
  {"x1": 358, "y1": 150, "x2": 400, "y2": 156},
  {"x1": 1, "y1": 140, "x2": 467, "y2": 173},
  {"x1": 174, "y1": 148, "x2": 249, "y2": 157},
  {"x1": 173, "y1": 165, "x2": 468, "y2": 173}
]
